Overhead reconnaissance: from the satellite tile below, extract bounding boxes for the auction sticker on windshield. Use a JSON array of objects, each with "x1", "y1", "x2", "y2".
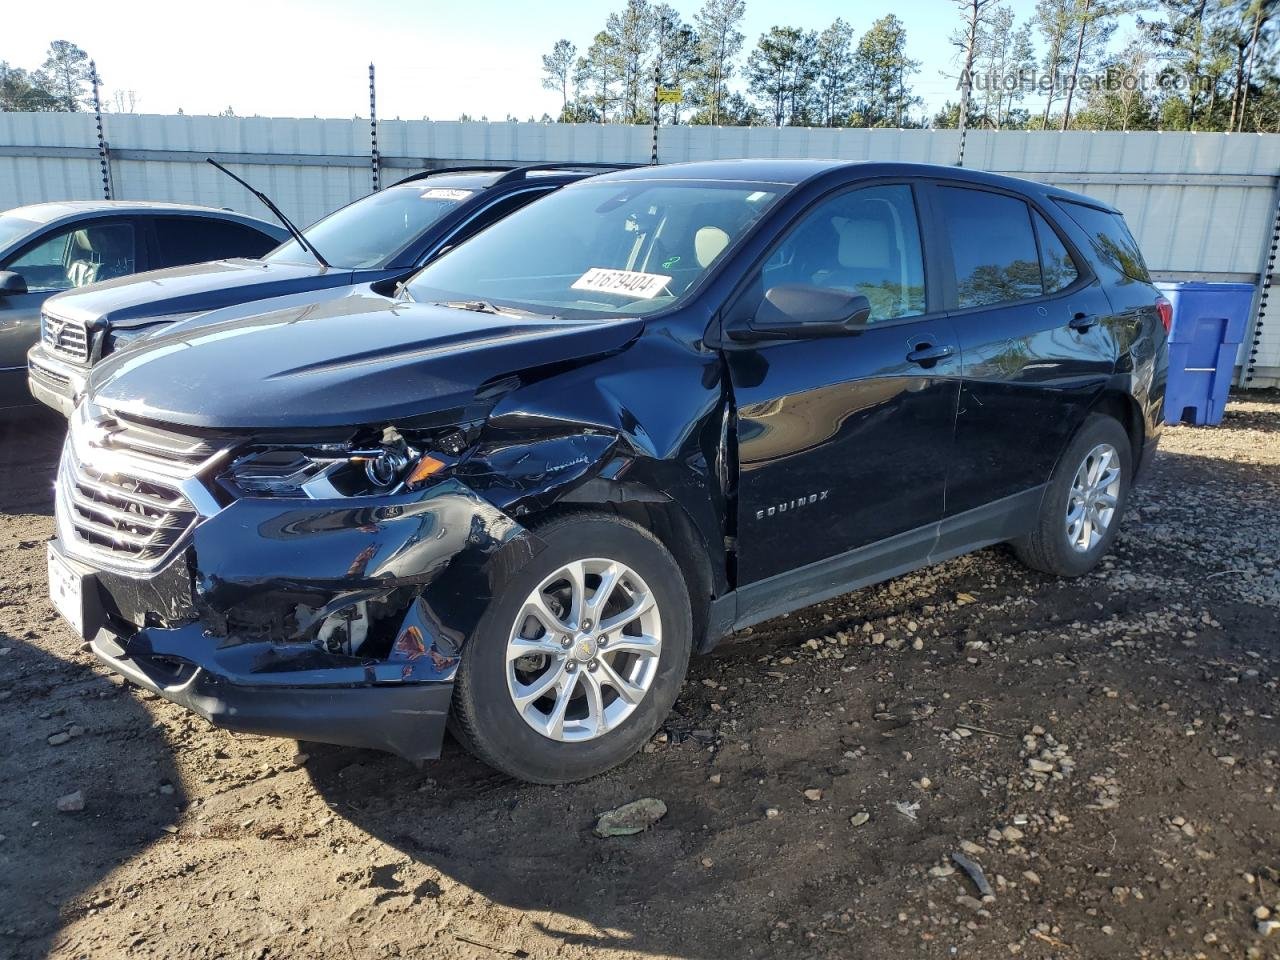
[
  {"x1": 421, "y1": 188, "x2": 473, "y2": 201},
  {"x1": 571, "y1": 268, "x2": 672, "y2": 300}
]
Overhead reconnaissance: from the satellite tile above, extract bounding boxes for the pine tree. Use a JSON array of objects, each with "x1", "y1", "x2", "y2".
[
  {"x1": 814, "y1": 19, "x2": 856, "y2": 126},
  {"x1": 541, "y1": 40, "x2": 578, "y2": 121},
  {"x1": 691, "y1": 0, "x2": 746, "y2": 125},
  {"x1": 854, "y1": 15, "x2": 921, "y2": 127}
]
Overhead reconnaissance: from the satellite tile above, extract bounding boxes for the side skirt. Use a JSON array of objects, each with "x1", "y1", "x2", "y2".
[{"x1": 700, "y1": 485, "x2": 1045, "y2": 653}]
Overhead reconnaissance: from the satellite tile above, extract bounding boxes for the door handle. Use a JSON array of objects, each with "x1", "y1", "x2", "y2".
[
  {"x1": 1068, "y1": 312, "x2": 1099, "y2": 332},
  {"x1": 906, "y1": 342, "x2": 956, "y2": 366}
]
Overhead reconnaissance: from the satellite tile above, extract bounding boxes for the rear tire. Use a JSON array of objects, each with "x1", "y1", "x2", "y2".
[
  {"x1": 450, "y1": 512, "x2": 692, "y2": 784},
  {"x1": 1013, "y1": 414, "x2": 1132, "y2": 578}
]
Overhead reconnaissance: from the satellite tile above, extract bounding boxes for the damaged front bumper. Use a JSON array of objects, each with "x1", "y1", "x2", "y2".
[
  {"x1": 54, "y1": 479, "x2": 540, "y2": 763},
  {"x1": 88, "y1": 620, "x2": 456, "y2": 762}
]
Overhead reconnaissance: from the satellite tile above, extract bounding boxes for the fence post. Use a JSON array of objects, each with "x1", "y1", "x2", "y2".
[
  {"x1": 369, "y1": 63, "x2": 380, "y2": 192},
  {"x1": 1237, "y1": 175, "x2": 1280, "y2": 387},
  {"x1": 90, "y1": 60, "x2": 112, "y2": 200}
]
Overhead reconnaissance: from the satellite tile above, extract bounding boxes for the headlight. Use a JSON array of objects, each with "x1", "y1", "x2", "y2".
[
  {"x1": 105, "y1": 314, "x2": 199, "y2": 355},
  {"x1": 219, "y1": 429, "x2": 464, "y2": 499}
]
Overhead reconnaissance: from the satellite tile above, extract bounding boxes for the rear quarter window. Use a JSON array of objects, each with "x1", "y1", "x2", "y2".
[
  {"x1": 1055, "y1": 200, "x2": 1150, "y2": 283},
  {"x1": 152, "y1": 217, "x2": 278, "y2": 268}
]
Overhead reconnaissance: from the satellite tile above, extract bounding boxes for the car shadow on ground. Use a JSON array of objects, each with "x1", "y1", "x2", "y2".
[
  {"x1": 302, "y1": 731, "x2": 736, "y2": 958},
  {"x1": 0, "y1": 410, "x2": 64, "y2": 518},
  {"x1": 0, "y1": 636, "x2": 189, "y2": 960}
]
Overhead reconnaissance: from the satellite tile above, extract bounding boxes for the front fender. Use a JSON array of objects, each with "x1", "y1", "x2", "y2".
[{"x1": 190, "y1": 478, "x2": 544, "y2": 662}]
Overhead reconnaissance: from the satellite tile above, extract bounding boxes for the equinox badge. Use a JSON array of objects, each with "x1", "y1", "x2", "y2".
[{"x1": 756, "y1": 491, "x2": 828, "y2": 520}]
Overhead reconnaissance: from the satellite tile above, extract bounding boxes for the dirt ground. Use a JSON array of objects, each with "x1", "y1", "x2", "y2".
[{"x1": 0, "y1": 395, "x2": 1277, "y2": 960}]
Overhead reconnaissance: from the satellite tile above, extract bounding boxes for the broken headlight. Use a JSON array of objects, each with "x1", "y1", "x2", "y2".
[{"x1": 220, "y1": 428, "x2": 467, "y2": 499}]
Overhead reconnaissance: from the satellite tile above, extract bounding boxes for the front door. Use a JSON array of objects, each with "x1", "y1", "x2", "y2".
[
  {"x1": 0, "y1": 218, "x2": 138, "y2": 408},
  {"x1": 723, "y1": 182, "x2": 961, "y2": 589}
]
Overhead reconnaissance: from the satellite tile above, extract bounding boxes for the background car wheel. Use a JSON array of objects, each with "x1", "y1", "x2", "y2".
[
  {"x1": 1013, "y1": 413, "x2": 1133, "y2": 578},
  {"x1": 449, "y1": 512, "x2": 692, "y2": 784}
]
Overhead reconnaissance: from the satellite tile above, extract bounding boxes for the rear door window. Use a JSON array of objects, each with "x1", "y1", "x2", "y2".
[
  {"x1": 4, "y1": 220, "x2": 136, "y2": 293},
  {"x1": 1055, "y1": 200, "x2": 1149, "y2": 282},
  {"x1": 938, "y1": 186, "x2": 1043, "y2": 309},
  {"x1": 1033, "y1": 211, "x2": 1080, "y2": 294},
  {"x1": 152, "y1": 217, "x2": 277, "y2": 268}
]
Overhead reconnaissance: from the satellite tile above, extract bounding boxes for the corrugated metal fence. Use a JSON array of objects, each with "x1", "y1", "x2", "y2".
[{"x1": 1, "y1": 112, "x2": 1278, "y2": 385}]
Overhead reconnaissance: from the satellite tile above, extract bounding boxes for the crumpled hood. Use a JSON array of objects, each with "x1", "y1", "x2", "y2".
[
  {"x1": 88, "y1": 292, "x2": 643, "y2": 430},
  {"x1": 44, "y1": 259, "x2": 359, "y2": 330}
]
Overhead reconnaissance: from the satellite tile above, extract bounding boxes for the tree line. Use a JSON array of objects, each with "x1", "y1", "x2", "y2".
[
  {"x1": 542, "y1": 0, "x2": 1280, "y2": 132},
  {"x1": 1, "y1": 40, "x2": 138, "y2": 114}
]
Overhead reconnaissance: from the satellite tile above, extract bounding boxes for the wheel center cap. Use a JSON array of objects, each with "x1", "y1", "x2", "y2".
[{"x1": 572, "y1": 635, "x2": 598, "y2": 663}]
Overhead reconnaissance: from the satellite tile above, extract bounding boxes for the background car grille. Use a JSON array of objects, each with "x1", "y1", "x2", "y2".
[
  {"x1": 41, "y1": 312, "x2": 90, "y2": 363},
  {"x1": 58, "y1": 410, "x2": 225, "y2": 570}
]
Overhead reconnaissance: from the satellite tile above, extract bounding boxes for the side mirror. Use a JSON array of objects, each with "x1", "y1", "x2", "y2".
[
  {"x1": 0, "y1": 271, "x2": 27, "y2": 296},
  {"x1": 731, "y1": 284, "x2": 872, "y2": 341}
]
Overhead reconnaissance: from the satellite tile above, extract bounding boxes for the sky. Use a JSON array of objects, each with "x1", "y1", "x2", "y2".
[{"x1": 4, "y1": 0, "x2": 1114, "y2": 122}]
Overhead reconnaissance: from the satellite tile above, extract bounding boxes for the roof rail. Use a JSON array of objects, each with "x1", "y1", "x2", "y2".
[
  {"x1": 390, "y1": 165, "x2": 519, "y2": 187},
  {"x1": 490, "y1": 162, "x2": 643, "y2": 186}
]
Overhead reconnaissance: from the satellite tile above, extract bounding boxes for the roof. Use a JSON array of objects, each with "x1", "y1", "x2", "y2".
[
  {"x1": 583, "y1": 159, "x2": 1124, "y2": 214},
  {"x1": 390, "y1": 163, "x2": 640, "y2": 191},
  {"x1": 3, "y1": 199, "x2": 282, "y2": 224}
]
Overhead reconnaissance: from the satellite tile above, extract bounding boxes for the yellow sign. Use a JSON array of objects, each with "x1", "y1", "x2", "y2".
[{"x1": 657, "y1": 87, "x2": 682, "y2": 104}]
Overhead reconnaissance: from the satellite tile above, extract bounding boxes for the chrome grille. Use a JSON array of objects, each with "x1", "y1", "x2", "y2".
[
  {"x1": 41, "y1": 311, "x2": 90, "y2": 363},
  {"x1": 62, "y1": 457, "x2": 195, "y2": 566},
  {"x1": 28, "y1": 356, "x2": 70, "y2": 388},
  {"x1": 57, "y1": 408, "x2": 227, "y2": 570}
]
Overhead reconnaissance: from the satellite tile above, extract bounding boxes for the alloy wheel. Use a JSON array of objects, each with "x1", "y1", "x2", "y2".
[
  {"x1": 1065, "y1": 442, "x2": 1122, "y2": 553},
  {"x1": 505, "y1": 558, "x2": 662, "y2": 742}
]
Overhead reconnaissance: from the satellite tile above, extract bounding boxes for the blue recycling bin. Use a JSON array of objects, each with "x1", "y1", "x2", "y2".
[{"x1": 1156, "y1": 282, "x2": 1255, "y2": 426}]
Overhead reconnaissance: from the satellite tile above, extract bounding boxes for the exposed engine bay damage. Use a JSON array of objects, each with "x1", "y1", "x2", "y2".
[{"x1": 191, "y1": 479, "x2": 541, "y2": 663}]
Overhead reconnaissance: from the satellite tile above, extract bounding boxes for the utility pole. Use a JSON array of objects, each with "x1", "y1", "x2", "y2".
[
  {"x1": 369, "y1": 63, "x2": 380, "y2": 192},
  {"x1": 90, "y1": 59, "x2": 112, "y2": 199},
  {"x1": 651, "y1": 17, "x2": 669, "y2": 166}
]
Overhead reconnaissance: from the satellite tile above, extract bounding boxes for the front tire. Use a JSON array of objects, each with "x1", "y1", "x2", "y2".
[
  {"x1": 1013, "y1": 414, "x2": 1132, "y2": 578},
  {"x1": 450, "y1": 513, "x2": 692, "y2": 783}
]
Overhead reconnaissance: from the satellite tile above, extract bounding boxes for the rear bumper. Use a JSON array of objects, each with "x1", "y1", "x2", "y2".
[
  {"x1": 89, "y1": 621, "x2": 453, "y2": 762},
  {"x1": 27, "y1": 344, "x2": 85, "y2": 417}
]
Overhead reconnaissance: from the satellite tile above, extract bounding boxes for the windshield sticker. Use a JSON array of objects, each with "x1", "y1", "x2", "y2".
[
  {"x1": 571, "y1": 267, "x2": 672, "y2": 300},
  {"x1": 420, "y1": 188, "x2": 474, "y2": 201}
]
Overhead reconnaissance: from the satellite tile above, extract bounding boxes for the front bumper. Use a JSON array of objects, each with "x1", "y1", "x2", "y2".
[
  {"x1": 27, "y1": 343, "x2": 86, "y2": 417},
  {"x1": 88, "y1": 619, "x2": 454, "y2": 762},
  {"x1": 53, "y1": 477, "x2": 541, "y2": 764}
]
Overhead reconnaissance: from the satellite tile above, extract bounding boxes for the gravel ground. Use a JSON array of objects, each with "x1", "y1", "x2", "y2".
[{"x1": 0, "y1": 395, "x2": 1277, "y2": 960}]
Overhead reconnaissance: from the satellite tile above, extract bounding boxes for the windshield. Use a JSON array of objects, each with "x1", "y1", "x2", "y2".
[
  {"x1": 264, "y1": 184, "x2": 476, "y2": 269},
  {"x1": 405, "y1": 180, "x2": 782, "y2": 318},
  {"x1": 0, "y1": 214, "x2": 42, "y2": 255}
]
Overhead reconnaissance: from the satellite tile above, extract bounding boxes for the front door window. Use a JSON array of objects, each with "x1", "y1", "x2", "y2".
[{"x1": 5, "y1": 222, "x2": 136, "y2": 294}]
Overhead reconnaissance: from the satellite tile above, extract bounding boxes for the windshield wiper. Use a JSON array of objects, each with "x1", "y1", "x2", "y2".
[
  {"x1": 432, "y1": 299, "x2": 547, "y2": 319},
  {"x1": 205, "y1": 158, "x2": 331, "y2": 269}
]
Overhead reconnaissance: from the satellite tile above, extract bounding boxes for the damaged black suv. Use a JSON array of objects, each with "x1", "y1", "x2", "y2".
[{"x1": 50, "y1": 160, "x2": 1168, "y2": 783}]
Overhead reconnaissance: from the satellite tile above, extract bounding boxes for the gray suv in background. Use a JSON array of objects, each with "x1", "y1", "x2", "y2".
[{"x1": 0, "y1": 201, "x2": 286, "y2": 414}]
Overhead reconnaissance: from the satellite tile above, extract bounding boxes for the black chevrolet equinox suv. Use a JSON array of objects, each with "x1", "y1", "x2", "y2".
[{"x1": 50, "y1": 160, "x2": 1168, "y2": 783}]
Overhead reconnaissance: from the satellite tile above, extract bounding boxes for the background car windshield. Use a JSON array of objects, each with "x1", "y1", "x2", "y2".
[
  {"x1": 264, "y1": 185, "x2": 471, "y2": 269},
  {"x1": 405, "y1": 181, "x2": 781, "y2": 317},
  {"x1": 0, "y1": 214, "x2": 41, "y2": 253}
]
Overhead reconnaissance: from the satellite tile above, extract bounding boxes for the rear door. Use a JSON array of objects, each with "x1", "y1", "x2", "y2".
[
  {"x1": 724, "y1": 181, "x2": 961, "y2": 589},
  {"x1": 932, "y1": 183, "x2": 1114, "y2": 527}
]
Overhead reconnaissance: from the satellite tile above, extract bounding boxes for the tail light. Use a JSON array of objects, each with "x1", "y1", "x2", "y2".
[{"x1": 1155, "y1": 296, "x2": 1173, "y2": 334}]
